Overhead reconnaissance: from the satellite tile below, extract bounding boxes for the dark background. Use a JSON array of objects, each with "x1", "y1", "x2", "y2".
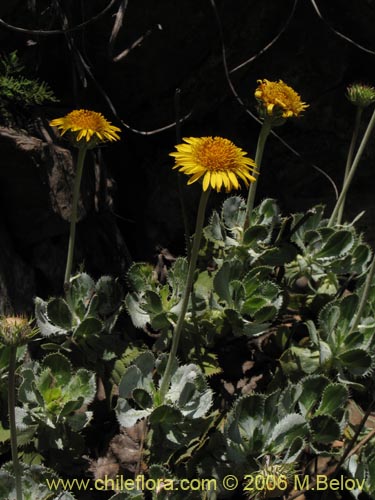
[{"x1": 1, "y1": 0, "x2": 375, "y2": 313}]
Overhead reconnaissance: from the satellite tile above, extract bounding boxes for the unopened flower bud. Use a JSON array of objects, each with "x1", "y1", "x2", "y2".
[
  {"x1": 0, "y1": 316, "x2": 37, "y2": 346},
  {"x1": 347, "y1": 83, "x2": 375, "y2": 108}
]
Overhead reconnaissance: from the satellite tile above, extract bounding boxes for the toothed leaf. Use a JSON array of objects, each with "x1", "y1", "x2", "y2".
[
  {"x1": 269, "y1": 414, "x2": 308, "y2": 454},
  {"x1": 298, "y1": 375, "x2": 330, "y2": 416},
  {"x1": 73, "y1": 317, "x2": 103, "y2": 340},
  {"x1": 118, "y1": 365, "x2": 143, "y2": 399},
  {"x1": 214, "y1": 259, "x2": 242, "y2": 303},
  {"x1": 35, "y1": 297, "x2": 66, "y2": 337},
  {"x1": 134, "y1": 351, "x2": 155, "y2": 376},
  {"x1": 165, "y1": 364, "x2": 213, "y2": 418},
  {"x1": 315, "y1": 230, "x2": 354, "y2": 260},
  {"x1": 242, "y1": 225, "x2": 268, "y2": 246},
  {"x1": 125, "y1": 293, "x2": 150, "y2": 328},
  {"x1": 317, "y1": 383, "x2": 349, "y2": 416},
  {"x1": 338, "y1": 348, "x2": 372, "y2": 376},
  {"x1": 310, "y1": 414, "x2": 341, "y2": 443},
  {"x1": 95, "y1": 275, "x2": 123, "y2": 316},
  {"x1": 222, "y1": 195, "x2": 246, "y2": 229},
  {"x1": 226, "y1": 394, "x2": 266, "y2": 452},
  {"x1": 150, "y1": 404, "x2": 183, "y2": 424},
  {"x1": 47, "y1": 298, "x2": 73, "y2": 330},
  {"x1": 41, "y1": 353, "x2": 72, "y2": 384},
  {"x1": 133, "y1": 389, "x2": 153, "y2": 410},
  {"x1": 127, "y1": 262, "x2": 154, "y2": 293},
  {"x1": 70, "y1": 272, "x2": 95, "y2": 318},
  {"x1": 115, "y1": 398, "x2": 150, "y2": 427}
]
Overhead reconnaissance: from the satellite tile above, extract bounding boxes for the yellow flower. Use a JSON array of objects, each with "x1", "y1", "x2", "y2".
[
  {"x1": 255, "y1": 79, "x2": 308, "y2": 118},
  {"x1": 50, "y1": 109, "x2": 121, "y2": 145},
  {"x1": 170, "y1": 136, "x2": 257, "y2": 192}
]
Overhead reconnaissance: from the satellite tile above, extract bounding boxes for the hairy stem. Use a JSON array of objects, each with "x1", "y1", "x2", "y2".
[
  {"x1": 329, "y1": 107, "x2": 375, "y2": 227},
  {"x1": 244, "y1": 117, "x2": 272, "y2": 230},
  {"x1": 336, "y1": 107, "x2": 363, "y2": 225},
  {"x1": 349, "y1": 250, "x2": 375, "y2": 335},
  {"x1": 8, "y1": 345, "x2": 22, "y2": 500},
  {"x1": 159, "y1": 188, "x2": 211, "y2": 402},
  {"x1": 64, "y1": 146, "x2": 88, "y2": 287}
]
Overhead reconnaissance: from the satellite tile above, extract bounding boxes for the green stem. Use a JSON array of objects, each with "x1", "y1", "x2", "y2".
[
  {"x1": 328, "y1": 107, "x2": 375, "y2": 227},
  {"x1": 349, "y1": 251, "x2": 375, "y2": 336},
  {"x1": 159, "y1": 188, "x2": 211, "y2": 402},
  {"x1": 244, "y1": 118, "x2": 272, "y2": 229},
  {"x1": 8, "y1": 346, "x2": 22, "y2": 500},
  {"x1": 336, "y1": 107, "x2": 363, "y2": 225},
  {"x1": 64, "y1": 146, "x2": 88, "y2": 287}
]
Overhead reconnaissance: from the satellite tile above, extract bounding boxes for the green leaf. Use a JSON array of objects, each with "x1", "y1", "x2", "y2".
[
  {"x1": 115, "y1": 398, "x2": 150, "y2": 427},
  {"x1": 278, "y1": 383, "x2": 302, "y2": 418},
  {"x1": 315, "y1": 230, "x2": 354, "y2": 260},
  {"x1": 134, "y1": 351, "x2": 155, "y2": 377},
  {"x1": 337, "y1": 348, "x2": 372, "y2": 376},
  {"x1": 35, "y1": 297, "x2": 66, "y2": 337},
  {"x1": 285, "y1": 436, "x2": 305, "y2": 463},
  {"x1": 73, "y1": 317, "x2": 103, "y2": 340},
  {"x1": 95, "y1": 276, "x2": 123, "y2": 316},
  {"x1": 127, "y1": 262, "x2": 154, "y2": 293},
  {"x1": 279, "y1": 347, "x2": 320, "y2": 376},
  {"x1": 133, "y1": 388, "x2": 153, "y2": 410},
  {"x1": 351, "y1": 243, "x2": 372, "y2": 274},
  {"x1": 42, "y1": 353, "x2": 72, "y2": 385},
  {"x1": 213, "y1": 260, "x2": 242, "y2": 303},
  {"x1": 67, "y1": 368, "x2": 96, "y2": 406},
  {"x1": 143, "y1": 290, "x2": 163, "y2": 314},
  {"x1": 310, "y1": 414, "x2": 341, "y2": 443},
  {"x1": 261, "y1": 243, "x2": 298, "y2": 266},
  {"x1": 204, "y1": 210, "x2": 225, "y2": 244},
  {"x1": 254, "y1": 305, "x2": 278, "y2": 323},
  {"x1": 256, "y1": 198, "x2": 280, "y2": 225},
  {"x1": 298, "y1": 375, "x2": 330, "y2": 416},
  {"x1": 226, "y1": 394, "x2": 265, "y2": 447},
  {"x1": 118, "y1": 365, "x2": 143, "y2": 399},
  {"x1": 47, "y1": 298, "x2": 73, "y2": 329},
  {"x1": 222, "y1": 195, "x2": 246, "y2": 229},
  {"x1": 243, "y1": 225, "x2": 268, "y2": 246},
  {"x1": 317, "y1": 383, "x2": 349, "y2": 416},
  {"x1": 70, "y1": 273, "x2": 95, "y2": 317},
  {"x1": 165, "y1": 364, "x2": 213, "y2": 418},
  {"x1": 150, "y1": 405, "x2": 183, "y2": 424},
  {"x1": 125, "y1": 293, "x2": 150, "y2": 328},
  {"x1": 168, "y1": 257, "x2": 188, "y2": 295},
  {"x1": 269, "y1": 413, "x2": 308, "y2": 454}
]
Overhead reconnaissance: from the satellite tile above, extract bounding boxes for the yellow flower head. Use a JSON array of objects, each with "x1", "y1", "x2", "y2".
[
  {"x1": 255, "y1": 79, "x2": 308, "y2": 119},
  {"x1": 170, "y1": 136, "x2": 257, "y2": 192},
  {"x1": 50, "y1": 109, "x2": 121, "y2": 146}
]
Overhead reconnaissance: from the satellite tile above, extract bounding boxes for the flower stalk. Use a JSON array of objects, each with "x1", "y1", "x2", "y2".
[
  {"x1": 64, "y1": 145, "x2": 88, "y2": 287},
  {"x1": 349, "y1": 250, "x2": 375, "y2": 336},
  {"x1": 159, "y1": 188, "x2": 211, "y2": 402},
  {"x1": 336, "y1": 107, "x2": 363, "y2": 225},
  {"x1": 0, "y1": 316, "x2": 35, "y2": 500},
  {"x1": 8, "y1": 345, "x2": 23, "y2": 500},
  {"x1": 244, "y1": 117, "x2": 272, "y2": 228},
  {"x1": 49, "y1": 109, "x2": 121, "y2": 289},
  {"x1": 328, "y1": 107, "x2": 375, "y2": 227}
]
